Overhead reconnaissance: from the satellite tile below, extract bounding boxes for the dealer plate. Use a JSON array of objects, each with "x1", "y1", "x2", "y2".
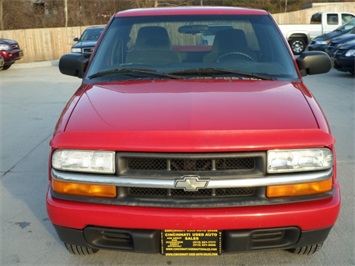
[{"x1": 161, "y1": 230, "x2": 221, "y2": 256}]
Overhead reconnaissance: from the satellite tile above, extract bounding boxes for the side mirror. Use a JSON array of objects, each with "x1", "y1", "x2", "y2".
[
  {"x1": 59, "y1": 53, "x2": 88, "y2": 78},
  {"x1": 296, "y1": 51, "x2": 331, "y2": 76},
  {"x1": 73, "y1": 37, "x2": 79, "y2": 42}
]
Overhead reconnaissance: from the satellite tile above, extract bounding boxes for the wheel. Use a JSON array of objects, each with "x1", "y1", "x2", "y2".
[
  {"x1": 1, "y1": 64, "x2": 12, "y2": 70},
  {"x1": 64, "y1": 243, "x2": 99, "y2": 255},
  {"x1": 215, "y1": 51, "x2": 254, "y2": 63},
  {"x1": 288, "y1": 243, "x2": 323, "y2": 255},
  {"x1": 289, "y1": 38, "x2": 306, "y2": 55}
]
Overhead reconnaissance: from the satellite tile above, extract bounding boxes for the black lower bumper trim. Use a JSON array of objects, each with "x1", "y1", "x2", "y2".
[{"x1": 53, "y1": 225, "x2": 332, "y2": 253}]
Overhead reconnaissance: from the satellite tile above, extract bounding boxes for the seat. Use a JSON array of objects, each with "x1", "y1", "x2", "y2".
[
  {"x1": 125, "y1": 26, "x2": 181, "y2": 64},
  {"x1": 203, "y1": 28, "x2": 254, "y2": 63}
]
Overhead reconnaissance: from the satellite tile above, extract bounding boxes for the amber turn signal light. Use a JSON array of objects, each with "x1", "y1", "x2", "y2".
[
  {"x1": 52, "y1": 179, "x2": 116, "y2": 198},
  {"x1": 266, "y1": 179, "x2": 332, "y2": 198}
]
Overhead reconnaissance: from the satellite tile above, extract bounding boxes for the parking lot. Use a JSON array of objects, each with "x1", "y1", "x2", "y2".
[{"x1": 0, "y1": 63, "x2": 354, "y2": 265}]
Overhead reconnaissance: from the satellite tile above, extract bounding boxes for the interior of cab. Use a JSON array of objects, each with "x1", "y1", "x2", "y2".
[
  {"x1": 125, "y1": 26, "x2": 182, "y2": 64},
  {"x1": 125, "y1": 22, "x2": 260, "y2": 65}
]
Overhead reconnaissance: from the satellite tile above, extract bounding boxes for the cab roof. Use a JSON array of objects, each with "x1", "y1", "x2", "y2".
[{"x1": 115, "y1": 6, "x2": 268, "y2": 17}]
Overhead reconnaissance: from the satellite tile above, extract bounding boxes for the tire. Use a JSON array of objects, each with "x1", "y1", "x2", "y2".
[
  {"x1": 1, "y1": 64, "x2": 12, "y2": 70},
  {"x1": 64, "y1": 243, "x2": 99, "y2": 255},
  {"x1": 289, "y1": 38, "x2": 306, "y2": 55},
  {"x1": 288, "y1": 243, "x2": 323, "y2": 255}
]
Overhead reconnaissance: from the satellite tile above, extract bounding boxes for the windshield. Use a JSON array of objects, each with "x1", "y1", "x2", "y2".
[
  {"x1": 80, "y1": 28, "x2": 104, "y2": 41},
  {"x1": 86, "y1": 14, "x2": 298, "y2": 81},
  {"x1": 336, "y1": 18, "x2": 355, "y2": 31}
]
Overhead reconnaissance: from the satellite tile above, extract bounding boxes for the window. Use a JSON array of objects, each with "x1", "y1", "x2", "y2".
[
  {"x1": 33, "y1": 2, "x2": 45, "y2": 15},
  {"x1": 327, "y1": 14, "x2": 338, "y2": 25},
  {"x1": 87, "y1": 14, "x2": 298, "y2": 81},
  {"x1": 310, "y1": 13, "x2": 321, "y2": 24},
  {"x1": 342, "y1": 14, "x2": 355, "y2": 24}
]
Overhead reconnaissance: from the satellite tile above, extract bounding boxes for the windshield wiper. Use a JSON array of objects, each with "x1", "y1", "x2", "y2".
[
  {"x1": 88, "y1": 68, "x2": 183, "y2": 80},
  {"x1": 168, "y1": 68, "x2": 276, "y2": 80}
]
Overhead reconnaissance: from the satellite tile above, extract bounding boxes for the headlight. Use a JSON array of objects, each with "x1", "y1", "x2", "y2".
[
  {"x1": 0, "y1": 43, "x2": 11, "y2": 50},
  {"x1": 267, "y1": 148, "x2": 333, "y2": 173},
  {"x1": 71, "y1": 47, "x2": 82, "y2": 53},
  {"x1": 52, "y1": 150, "x2": 115, "y2": 174},
  {"x1": 315, "y1": 40, "x2": 328, "y2": 45},
  {"x1": 345, "y1": 49, "x2": 355, "y2": 57}
]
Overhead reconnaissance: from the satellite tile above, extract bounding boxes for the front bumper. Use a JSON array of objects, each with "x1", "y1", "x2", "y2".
[
  {"x1": 53, "y1": 224, "x2": 333, "y2": 253},
  {"x1": 0, "y1": 50, "x2": 23, "y2": 65},
  {"x1": 47, "y1": 183, "x2": 340, "y2": 231},
  {"x1": 334, "y1": 57, "x2": 355, "y2": 73}
]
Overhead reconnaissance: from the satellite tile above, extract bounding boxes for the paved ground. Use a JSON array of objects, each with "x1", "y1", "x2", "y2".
[{"x1": 0, "y1": 63, "x2": 354, "y2": 265}]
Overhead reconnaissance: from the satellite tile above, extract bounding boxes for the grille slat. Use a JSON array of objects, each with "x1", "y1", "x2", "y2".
[
  {"x1": 127, "y1": 157, "x2": 256, "y2": 172},
  {"x1": 127, "y1": 187, "x2": 256, "y2": 198}
]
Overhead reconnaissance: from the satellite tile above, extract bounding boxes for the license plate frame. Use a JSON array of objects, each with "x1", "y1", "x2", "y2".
[{"x1": 161, "y1": 230, "x2": 221, "y2": 256}]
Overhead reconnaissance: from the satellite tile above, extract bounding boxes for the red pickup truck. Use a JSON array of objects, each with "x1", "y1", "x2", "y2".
[{"x1": 47, "y1": 7, "x2": 340, "y2": 257}]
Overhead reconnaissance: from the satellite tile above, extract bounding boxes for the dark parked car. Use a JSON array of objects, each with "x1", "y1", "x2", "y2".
[
  {"x1": 71, "y1": 26, "x2": 105, "y2": 57},
  {"x1": 332, "y1": 39, "x2": 355, "y2": 75},
  {"x1": 0, "y1": 38, "x2": 23, "y2": 70},
  {"x1": 325, "y1": 28, "x2": 355, "y2": 56},
  {"x1": 308, "y1": 18, "x2": 355, "y2": 52}
]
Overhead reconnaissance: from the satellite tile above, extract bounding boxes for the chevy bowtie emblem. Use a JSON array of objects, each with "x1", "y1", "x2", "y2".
[{"x1": 174, "y1": 175, "x2": 209, "y2": 191}]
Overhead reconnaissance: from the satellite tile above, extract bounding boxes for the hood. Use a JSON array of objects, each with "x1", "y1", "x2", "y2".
[
  {"x1": 314, "y1": 30, "x2": 347, "y2": 41},
  {"x1": 65, "y1": 80, "x2": 318, "y2": 132},
  {"x1": 331, "y1": 33, "x2": 355, "y2": 45},
  {"x1": 338, "y1": 39, "x2": 355, "y2": 49},
  {"x1": 0, "y1": 38, "x2": 18, "y2": 45}
]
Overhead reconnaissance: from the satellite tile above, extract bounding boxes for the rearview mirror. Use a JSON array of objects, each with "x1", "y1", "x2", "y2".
[
  {"x1": 59, "y1": 53, "x2": 88, "y2": 78},
  {"x1": 296, "y1": 51, "x2": 331, "y2": 76},
  {"x1": 178, "y1": 25, "x2": 208, "y2": 34}
]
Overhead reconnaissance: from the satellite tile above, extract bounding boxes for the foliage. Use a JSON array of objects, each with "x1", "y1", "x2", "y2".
[{"x1": 0, "y1": 0, "x2": 345, "y2": 30}]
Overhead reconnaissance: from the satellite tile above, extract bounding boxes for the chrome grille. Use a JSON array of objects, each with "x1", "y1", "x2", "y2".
[
  {"x1": 114, "y1": 152, "x2": 265, "y2": 206},
  {"x1": 83, "y1": 47, "x2": 94, "y2": 54}
]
